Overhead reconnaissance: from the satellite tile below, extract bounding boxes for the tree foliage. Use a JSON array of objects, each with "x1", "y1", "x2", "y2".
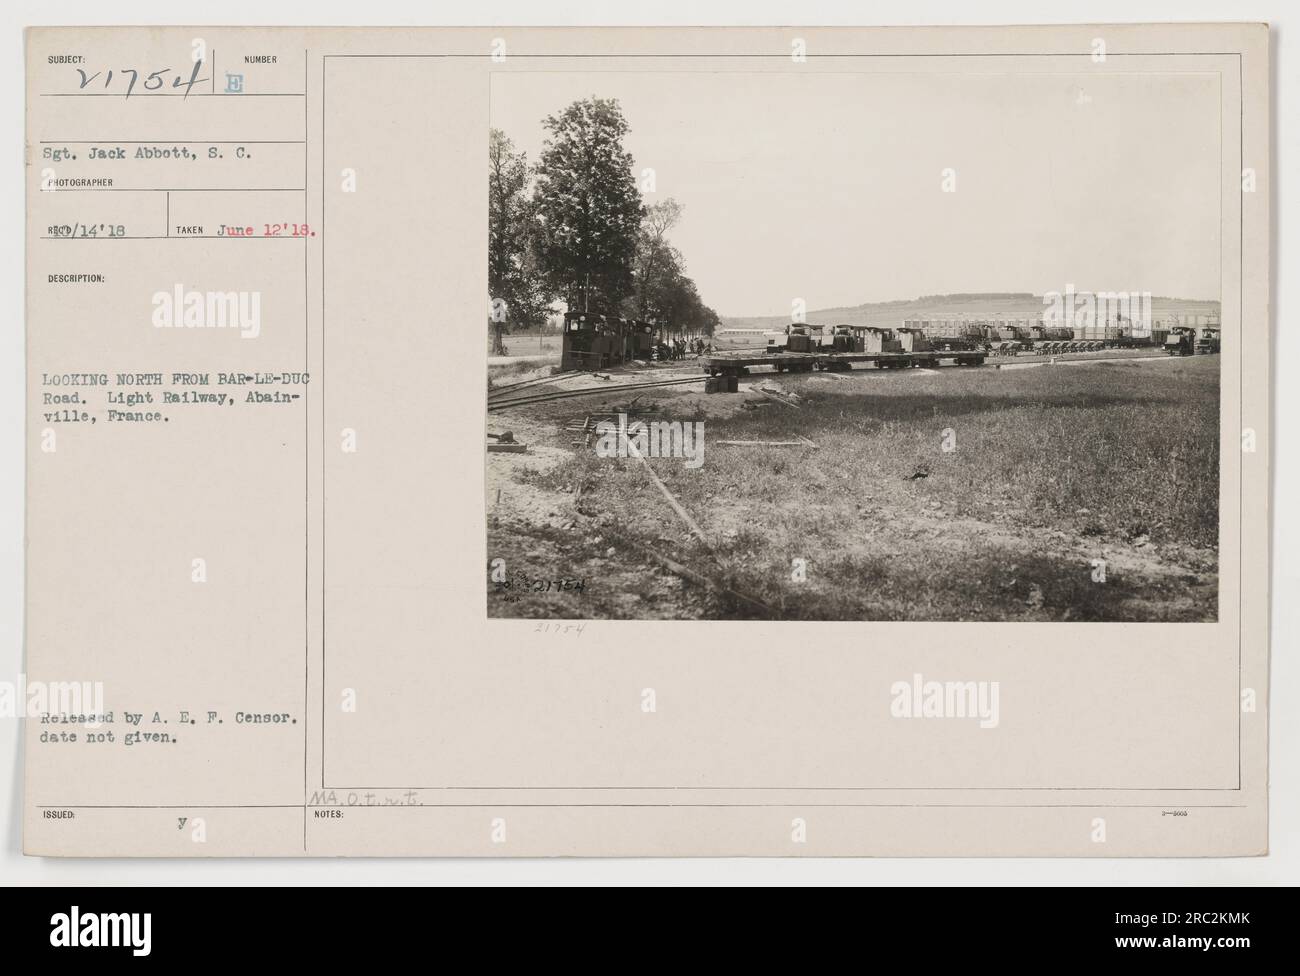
[
  {"x1": 625, "y1": 199, "x2": 719, "y2": 337},
  {"x1": 490, "y1": 98, "x2": 718, "y2": 339},
  {"x1": 488, "y1": 128, "x2": 553, "y2": 331},
  {"x1": 532, "y1": 98, "x2": 645, "y2": 312}
]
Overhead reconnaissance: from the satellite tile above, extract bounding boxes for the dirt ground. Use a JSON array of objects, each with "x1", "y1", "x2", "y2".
[{"x1": 486, "y1": 352, "x2": 1220, "y2": 621}]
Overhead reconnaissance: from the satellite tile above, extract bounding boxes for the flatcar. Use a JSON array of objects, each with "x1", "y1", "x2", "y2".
[{"x1": 700, "y1": 324, "x2": 985, "y2": 377}]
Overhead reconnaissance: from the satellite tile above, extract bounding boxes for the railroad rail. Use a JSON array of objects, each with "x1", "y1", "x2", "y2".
[
  {"x1": 487, "y1": 374, "x2": 709, "y2": 411},
  {"x1": 486, "y1": 369, "x2": 581, "y2": 400}
]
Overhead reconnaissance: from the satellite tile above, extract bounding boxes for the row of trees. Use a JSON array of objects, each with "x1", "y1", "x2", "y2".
[{"x1": 488, "y1": 98, "x2": 719, "y2": 347}]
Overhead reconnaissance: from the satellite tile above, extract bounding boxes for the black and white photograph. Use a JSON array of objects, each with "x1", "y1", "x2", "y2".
[{"x1": 486, "y1": 69, "x2": 1222, "y2": 621}]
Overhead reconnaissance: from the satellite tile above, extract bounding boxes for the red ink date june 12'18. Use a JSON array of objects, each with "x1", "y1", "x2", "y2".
[{"x1": 214, "y1": 224, "x2": 314, "y2": 238}]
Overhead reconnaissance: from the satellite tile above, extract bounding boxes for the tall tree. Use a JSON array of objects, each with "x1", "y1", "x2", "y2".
[
  {"x1": 625, "y1": 243, "x2": 681, "y2": 328},
  {"x1": 632, "y1": 199, "x2": 684, "y2": 321},
  {"x1": 660, "y1": 275, "x2": 705, "y2": 339},
  {"x1": 488, "y1": 128, "x2": 552, "y2": 348},
  {"x1": 698, "y1": 305, "x2": 720, "y2": 338},
  {"x1": 532, "y1": 98, "x2": 644, "y2": 313}
]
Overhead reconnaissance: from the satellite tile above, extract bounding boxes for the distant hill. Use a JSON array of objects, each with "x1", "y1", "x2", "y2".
[{"x1": 721, "y1": 293, "x2": 1222, "y2": 331}]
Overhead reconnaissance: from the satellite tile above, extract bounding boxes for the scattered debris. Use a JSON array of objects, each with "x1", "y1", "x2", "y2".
[
  {"x1": 626, "y1": 439, "x2": 709, "y2": 543},
  {"x1": 623, "y1": 537, "x2": 771, "y2": 617},
  {"x1": 715, "y1": 439, "x2": 812, "y2": 448},
  {"x1": 755, "y1": 387, "x2": 800, "y2": 409}
]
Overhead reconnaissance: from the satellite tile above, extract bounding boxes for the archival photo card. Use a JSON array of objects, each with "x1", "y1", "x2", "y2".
[{"x1": 23, "y1": 23, "x2": 1269, "y2": 857}]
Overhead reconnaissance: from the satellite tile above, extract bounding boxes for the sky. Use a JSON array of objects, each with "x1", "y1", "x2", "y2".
[{"x1": 489, "y1": 68, "x2": 1222, "y2": 319}]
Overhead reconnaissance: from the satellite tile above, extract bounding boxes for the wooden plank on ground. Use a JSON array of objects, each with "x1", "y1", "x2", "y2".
[{"x1": 715, "y1": 440, "x2": 810, "y2": 447}]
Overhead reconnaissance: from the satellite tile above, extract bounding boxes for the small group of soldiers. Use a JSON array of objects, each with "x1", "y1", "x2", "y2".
[
  {"x1": 651, "y1": 337, "x2": 714, "y2": 361},
  {"x1": 655, "y1": 338, "x2": 687, "y2": 361}
]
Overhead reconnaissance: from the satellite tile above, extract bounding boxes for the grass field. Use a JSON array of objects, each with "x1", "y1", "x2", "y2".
[
  {"x1": 487, "y1": 332, "x2": 563, "y2": 358},
  {"x1": 487, "y1": 355, "x2": 1219, "y2": 621}
]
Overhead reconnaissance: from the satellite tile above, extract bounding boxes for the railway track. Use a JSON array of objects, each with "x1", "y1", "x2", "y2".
[
  {"x1": 487, "y1": 374, "x2": 709, "y2": 411},
  {"x1": 487, "y1": 369, "x2": 580, "y2": 400}
]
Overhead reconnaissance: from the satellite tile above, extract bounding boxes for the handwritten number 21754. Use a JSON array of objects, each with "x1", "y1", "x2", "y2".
[{"x1": 75, "y1": 60, "x2": 208, "y2": 98}]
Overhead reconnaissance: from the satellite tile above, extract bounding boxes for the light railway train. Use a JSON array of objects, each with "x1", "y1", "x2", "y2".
[
  {"x1": 702, "y1": 324, "x2": 986, "y2": 376},
  {"x1": 556, "y1": 311, "x2": 1221, "y2": 375}
]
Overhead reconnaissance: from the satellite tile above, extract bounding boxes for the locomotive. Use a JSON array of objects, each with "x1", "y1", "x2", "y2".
[
  {"x1": 560, "y1": 311, "x2": 656, "y2": 370},
  {"x1": 1165, "y1": 326, "x2": 1198, "y2": 356}
]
